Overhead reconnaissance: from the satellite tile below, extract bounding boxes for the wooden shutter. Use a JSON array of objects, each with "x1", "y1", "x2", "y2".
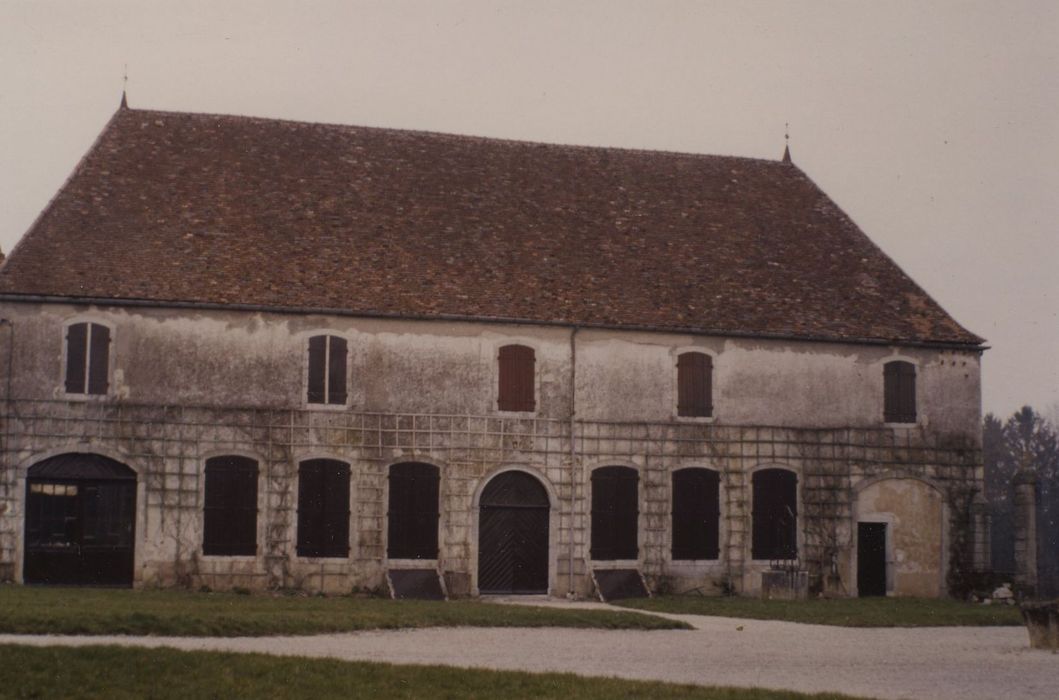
[
  {"x1": 297, "y1": 459, "x2": 350, "y2": 558},
  {"x1": 590, "y1": 466, "x2": 639, "y2": 560},
  {"x1": 327, "y1": 336, "x2": 348, "y2": 405},
  {"x1": 752, "y1": 469, "x2": 798, "y2": 560},
  {"x1": 387, "y1": 462, "x2": 440, "y2": 559},
  {"x1": 307, "y1": 335, "x2": 327, "y2": 404},
  {"x1": 65, "y1": 323, "x2": 88, "y2": 394},
  {"x1": 677, "y1": 352, "x2": 712, "y2": 417},
  {"x1": 203, "y1": 456, "x2": 258, "y2": 556},
  {"x1": 86, "y1": 324, "x2": 110, "y2": 395},
  {"x1": 498, "y1": 345, "x2": 535, "y2": 412},
  {"x1": 672, "y1": 468, "x2": 720, "y2": 560},
  {"x1": 884, "y1": 361, "x2": 916, "y2": 423}
]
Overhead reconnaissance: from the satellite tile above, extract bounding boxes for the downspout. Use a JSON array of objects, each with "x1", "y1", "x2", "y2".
[
  {"x1": 567, "y1": 326, "x2": 578, "y2": 597},
  {"x1": 0, "y1": 319, "x2": 13, "y2": 457}
]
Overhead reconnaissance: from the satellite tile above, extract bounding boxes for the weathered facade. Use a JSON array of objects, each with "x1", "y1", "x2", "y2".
[{"x1": 0, "y1": 100, "x2": 988, "y2": 597}]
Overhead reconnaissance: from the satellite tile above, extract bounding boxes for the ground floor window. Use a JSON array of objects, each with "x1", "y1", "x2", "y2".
[
  {"x1": 752, "y1": 468, "x2": 798, "y2": 560},
  {"x1": 387, "y1": 462, "x2": 440, "y2": 559},
  {"x1": 203, "y1": 455, "x2": 258, "y2": 556},
  {"x1": 671, "y1": 467, "x2": 720, "y2": 560},
  {"x1": 591, "y1": 466, "x2": 639, "y2": 560},
  {"x1": 297, "y1": 459, "x2": 350, "y2": 558}
]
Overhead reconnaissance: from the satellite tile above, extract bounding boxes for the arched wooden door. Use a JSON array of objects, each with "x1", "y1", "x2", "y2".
[
  {"x1": 478, "y1": 471, "x2": 549, "y2": 594},
  {"x1": 24, "y1": 453, "x2": 137, "y2": 586}
]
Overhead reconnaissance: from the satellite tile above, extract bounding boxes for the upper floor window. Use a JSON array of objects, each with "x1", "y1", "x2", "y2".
[
  {"x1": 203, "y1": 456, "x2": 258, "y2": 556},
  {"x1": 497, "y1": 344, "x2": 535, "y2": 412},
  {"x1": 884, "y1": 360, "x2": 916, "y2": 423},
  {"x1": 307, "y1": 334, "x2": 348, "y2": 405},
  {"x1": 677, "y1": 351, "x2": 712, "y2": 417},
  {"x1": 65, "y1": 322, "x2": 110, "y2": 395}
]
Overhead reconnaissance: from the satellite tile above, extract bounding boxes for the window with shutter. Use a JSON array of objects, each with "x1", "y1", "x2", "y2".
[
  {"x1": 64, "y1": 322, "x2": 110, "y2": 395},
  {"x1": 297, "y1": 459, "x2": 350, "y2": 558},
  {"x1": 590, "y1": 466, "x2": 639, "y2": 560},
  {"x1": 387, "y1": 462, "x2": 440, "y2": 559},
  {"x1": 497, "y1": 344, "x2": 535, "y2": 412},
  {"x1": 307, "y1": 334, "x2": 348, "y2": 405},
  {"x1": 671, "y1": 468, "x2": 720, "y2": 560},
  {"x1": 677, "y1": 352, "x2": 713, "y2": 417},
  {"x1": 884, "y1": 361, "x2": 916, "y2": 423},
  {"x1": 751, "y1": 468, "x2": 798, "y2": 560},
  {"x1": 203, "y1": 456, "x2": 258, "y2": 556}
]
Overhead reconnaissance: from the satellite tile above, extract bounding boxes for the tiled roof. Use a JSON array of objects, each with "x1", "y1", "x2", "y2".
[{"x1": 0, "y1": 105, "x2": 982, "y2": 346}]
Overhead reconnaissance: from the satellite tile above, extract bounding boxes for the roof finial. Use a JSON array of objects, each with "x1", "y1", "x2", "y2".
[
  {"x1": 782, "y1": 122, "x2": 791, "y2": 164},
  {"x1": 120, "y1": 64, "x2": 128, "y2": 109}
]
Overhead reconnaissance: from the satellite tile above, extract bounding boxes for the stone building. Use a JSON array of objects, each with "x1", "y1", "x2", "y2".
[{"x1": 0, "y1": 98, "x2": 989, "y2": 598}]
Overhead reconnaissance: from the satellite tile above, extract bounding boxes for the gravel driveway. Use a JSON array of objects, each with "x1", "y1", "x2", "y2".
[{"x1": 2, "y1": 602, "x2": 1055, "y2": 700}]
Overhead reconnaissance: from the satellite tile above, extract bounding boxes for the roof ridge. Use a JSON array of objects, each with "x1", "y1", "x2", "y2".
[{"x1": 121, "y1": 105, "x2": 788, "y2": 167}]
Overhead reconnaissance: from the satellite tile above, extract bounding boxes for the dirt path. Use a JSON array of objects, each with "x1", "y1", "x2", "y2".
[{"x1": 2, "y1": 608, "x2": 1055, "y2": 699}]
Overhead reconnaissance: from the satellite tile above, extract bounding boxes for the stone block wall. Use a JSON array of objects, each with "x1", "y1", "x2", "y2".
[{"x1": 0, "y1": 398, "x2": 983, "y2": 597}]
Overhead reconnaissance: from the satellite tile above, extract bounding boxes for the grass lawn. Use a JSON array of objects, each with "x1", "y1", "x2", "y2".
[
  {"x1": 0, "y1": 644, "x2": 872, "y2": 700},
  {"x1": 0, "y1": 585, "x2": 687, "y2": 636},
  {"x1": 615, "y1": 595, "x2": 1023, "y2": 627}
]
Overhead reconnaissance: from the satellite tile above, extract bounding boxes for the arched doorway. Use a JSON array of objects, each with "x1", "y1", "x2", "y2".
[
  {"x1": 478, "y1": 471, "x2": 549, "y2": 594},
  {"x1": 23, "y1": 453, "x2": 136, "y2": 586}
]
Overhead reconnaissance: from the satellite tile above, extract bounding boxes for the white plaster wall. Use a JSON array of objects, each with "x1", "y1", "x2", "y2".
[{"x1": 0, "y1": 302, "x2": 982, "y2": 438}]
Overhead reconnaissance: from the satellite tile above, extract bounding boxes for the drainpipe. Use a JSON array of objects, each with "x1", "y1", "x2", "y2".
[
  {"x1": 0, "y1": 319, "x2": 13, "y2": 456},
  {"x1": 568, "y1": 326, "x2": 578, "y2": 598}
]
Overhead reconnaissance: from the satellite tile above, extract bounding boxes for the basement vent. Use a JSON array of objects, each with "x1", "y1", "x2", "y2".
[
  {"x1": 387, "y1": 569, "x2": 446, "y2": 600},
  {"x1": 591, "y1": 568, "x2": 650, "y2": 602}
]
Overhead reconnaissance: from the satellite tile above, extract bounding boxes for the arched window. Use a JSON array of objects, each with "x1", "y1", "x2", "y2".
[
  {"x1": 203, "y1": 456, "x2": 258, "y2": 556},
  {"x1": 677, "y1": 352, "x2": 712, "y2": 417},
  {"x1": 884, "y1": 360, "x2": 916, "y2": 423},
  {"x1": 307, "y1": 334, "x2": 348, "y2": 405},
  {"x1": 591, "y1": 466, "x2": 639, "y2": 560},
  {"x1": 297, "y1": 459, "x2": 350, "y2": 558},
  {"x1": 671, "y1": 468, "x2": 720, "y2": 560},
  {"x1": 388, "y1": 462, "x2": 440, "y2": 559},
  {"x1": 65, "y1": 322, "x2": 110, "y2": 395},
  {"x1": 752, "y1": 468, "x2": 798, "y2": 560},
  {"x1": 497, "y1": 344, "x2": 535, "y2": 412}
]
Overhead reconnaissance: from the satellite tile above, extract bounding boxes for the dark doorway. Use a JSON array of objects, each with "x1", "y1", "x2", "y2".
[
  {"x1": 858, "y1": 522, "x2": 887, "y2": 597},
  {"x1": 478, "y1": 471, "x2": 549, "y2": 594},
  {"x1": 24, "y1": 453, "x2": 136, "y2": 586}
]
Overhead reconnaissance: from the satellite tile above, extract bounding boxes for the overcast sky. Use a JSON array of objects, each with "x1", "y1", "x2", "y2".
[{"x1": 1, "y1": 0, "x2": 1056, "y2": 418}]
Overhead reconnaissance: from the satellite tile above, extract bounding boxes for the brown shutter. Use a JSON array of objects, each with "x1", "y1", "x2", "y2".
[
  {"x1": 884, "y1": 361, "x2": 916, "y2": 423},
  {"x1": 327, "y1": 336, "x2": 348, "y2": 405},
  {"x1": 86, "y1": 324, "x2": 110, "y2": 395},
  {"x1": 677, "y1": 352, "x2": 712, "y2": 417},
  {"x1": 307, "y1": 335, "x2": 326, "y2": 404},
  {"x1": 65, "y1": 323, "x2": 88, "y2": 394},
  {"x1": 498, "y1": 345, "x2": 535, "y2": 412}
]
